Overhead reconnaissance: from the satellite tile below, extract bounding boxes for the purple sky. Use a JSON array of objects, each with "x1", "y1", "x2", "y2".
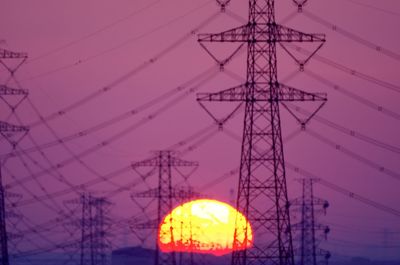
[{"x1": 1, "y1": 0, "x2": 400, "y2": 261}]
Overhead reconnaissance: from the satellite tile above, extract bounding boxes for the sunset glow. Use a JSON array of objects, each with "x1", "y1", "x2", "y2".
[{"x1": 158, "y1": 199, "x2": 252, "y2": 256}]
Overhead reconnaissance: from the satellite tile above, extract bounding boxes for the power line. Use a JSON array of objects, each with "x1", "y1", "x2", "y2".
[
  {"x1": 304, "y1": 69, "x2": 400, "y2": 122},
  {"x1": 342, "y1": 0, "x2": 400, "y2": 18},
  {"x1": 2, "y1": 65, "x2": 219, "y2": 159},
  {"x1": 6, "y1": 69, "x2": 219, "y2": 188},
  {"x1": 284, "y1": 102, "x2": 400, "y2": 155},
  {"x1": 302, "y1": 10, "x2": 400, "y2": 63},
  {"x1": 286, "y1": 43, "x2": 400, "y2": 94},
  {"x1": 304, "y1": 128, "x2": 400, "y2": 182},
  {"x1": 28, "y1": 0, "x2": 164, "y2": 63},
  {"x1": 24, "y1": 0, "x2": 216, "y2": 82},
  {"x1": 284, "y1": 163, "x2": 400, "y2": 218}
]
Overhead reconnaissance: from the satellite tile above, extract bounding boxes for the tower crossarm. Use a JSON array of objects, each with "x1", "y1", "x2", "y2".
[
  {"x1": 131, "y1": 154, "x2": 198, "y2": 168},
  {"x1": 0, "y1": 121, "x2": 29, "y2": 133},
  {"x1": 198, "y1": 23, "x2": 325, "y2": 43},
  {"x1": 0, "y1": 48, "x2": 28, "y2": 59},
  {"x1": 274, "y1": 24, "x2": 325, "y2": 43},
  {"x1": 290, "y1": 197, "x2": 328, "y2": 207},
  {"x1": 0, "y1": 85, "x2": 29, "y2": 96},
  {"x1": 132, "y1": 186, "x2": 201, "y2": 199},
  {"x1": 278, "y1": 83, "x2": 326, "y2": 102},
  {"x1": 197, "y1": 84, "x2": 247, "y2": 102},
  {"x1": 131, "y1": 157, "x2": 159, "y2": 168},
  {"x1": 131, "y1": 219, "x2": 159, "y2": 230},
  {"x1": 197, "y1": 83, "x2": 326, "y2": 102},
  {"x1": 169, "y1": 157, "x2": 198, "y2": 167},
  {"x1": 198, "y1": 25, "x2": 249, "y2": 43},
  {"x1": 132, "y1": 188, "x2": 159, "y2": 198}
]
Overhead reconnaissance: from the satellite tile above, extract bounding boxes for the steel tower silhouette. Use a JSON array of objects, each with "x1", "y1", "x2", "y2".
[
  {"x1": 131, "y1": 151, "x2": 198, "y2": 265},
  {"x1": 0, "y1": 46, "x2": 29, "y2": 265},
  {"x1": 197, "y1": 1, "x2": 327, "y2": 264},
  {"x1": 0, "y1": 122, "x2": 28, "y2": 265},
  {"x1": 291, "y1": 179, "x2": 330, "y2": 265},
  {"x1": 66, "y1": 194, "x2": 111, "y2": 265}
]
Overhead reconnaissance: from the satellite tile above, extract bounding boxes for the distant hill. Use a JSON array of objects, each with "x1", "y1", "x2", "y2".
[
  {"x1": 111, "y1": 246, "x2": 230, "y2": 265},
  {"x1": 111, "y1": 247, "x2": 400, "y2": 265},
  {"x1": 331, "y1": 257, "x2": 400, "y2": 265}
]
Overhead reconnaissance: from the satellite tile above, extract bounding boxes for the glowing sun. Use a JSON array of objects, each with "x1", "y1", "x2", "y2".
[{"x1": 158, "y1": 199, "x2": 253, "y2": 256}]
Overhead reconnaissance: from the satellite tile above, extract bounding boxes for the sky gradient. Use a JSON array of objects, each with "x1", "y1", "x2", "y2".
[{"x1": 1, "y1": 0, "x2": 400, "y2": 262}]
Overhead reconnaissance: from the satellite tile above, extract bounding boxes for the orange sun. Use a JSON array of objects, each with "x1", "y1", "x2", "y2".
[{"x1": 158, "y1": 199, "x2": 253, "y2": 256}]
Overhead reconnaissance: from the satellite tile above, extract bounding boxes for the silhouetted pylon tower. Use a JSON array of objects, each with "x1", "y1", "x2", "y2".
[
  {"x1": 0, "y1": 47, "x2": 27, "y2": 85},
  {"x1": 131, "y1": 151, "x2": 198, "y2": 265},
  {"x1": 0, "y1": 46, "x2": 29, "y2": 265},
  {"x1": 196, "y1": 1, "x2": 326, "y2": 265},
  {"x1": 0, "y1": 122, "x2": 28, "y2": 265},
  {"x1": 66, "y1": 193, "x2": 111, "y2": 265},
  {"x1": 291, "y1": 179, "x2": 330, "y2": 265}
]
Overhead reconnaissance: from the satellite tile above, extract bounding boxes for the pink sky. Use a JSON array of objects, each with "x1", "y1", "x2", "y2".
[{"x1": 1, "y1": 0, "x2": 400, "y2": 261}]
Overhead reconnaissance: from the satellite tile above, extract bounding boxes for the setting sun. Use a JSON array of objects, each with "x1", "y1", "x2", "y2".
[{"x1": 158, "y1": 199, "x2": 252, "y2": 256}]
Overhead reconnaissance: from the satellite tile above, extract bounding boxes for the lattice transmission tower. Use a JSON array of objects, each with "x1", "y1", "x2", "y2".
[
  {"x1": 0, "y1": 47, "x2": 29, "y2": 265},
  {"x1": 291, "y1": 179, "x2": 330, "y2": 265},
  {"x1": 196, "y1": 1, "x2": 327, "y2": 265},
  {"x1": 131, "y1": 151, "x2": 198, "y2": 265},
  {"x1": 66, "y1": 194, "x2": 111, "y2": 265}
]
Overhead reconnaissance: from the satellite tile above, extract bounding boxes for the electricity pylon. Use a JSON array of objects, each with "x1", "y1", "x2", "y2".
[
  {"x1": 291, "y1": 179, "x2": 330, "y2": 265},
  {"x1": 0, "y1": 46, "x2": 29, "y2": 265},
  {"x1": 0, "y1": 122, "x2": 28, "y2": 265},
  {"x1": 0, "y1": 48, "x2": 27, "y2": 78},
  {"x1": 66, "y1": 194, "x2": 111, "y2": 265},
  {"x1": 131, "y1": 151, "x2": 198, "y2": 265},
  {"x1": 196, "y1": 1, "x2": 327, "y2": 265}
]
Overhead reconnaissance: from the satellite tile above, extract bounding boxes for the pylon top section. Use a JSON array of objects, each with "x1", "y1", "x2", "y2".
[
  {"x1": 197, "y1": 82, "x2": 326, "y2": 102},
  {"x1": 132, "y1": 150, "x2": 198, "y2": 168},
  {"x1": 0, "y1": 121, "x2": 29, "y2": 148},
  {"x1": 197, "y1": 0, "x2": 327, "y2": 107},
  {"x1": 132, "y1": 186, "x2": 202, "y2": 200},
  {"x1": 65, "y1": 193, "x2": 111, "y2": 206},
  {"x1": 0, "y1": 85, "x2": 28, "y2": 96},
  {"x1": 198, "y1": 23, "x2": 324, "y2": 44},
  {"x1": 0, "y1": 48, "x2": 27, "y2": 59}
]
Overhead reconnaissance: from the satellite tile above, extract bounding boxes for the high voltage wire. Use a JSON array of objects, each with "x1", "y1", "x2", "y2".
[
  {"x1": 5, "y1": 1, "x2": 400, "y2": 261},
  {"x1": 6, "y1": 150, "x2": 66, "y2": 213},
  {"x1": 3, "y1": 7, "x2": 300, "y2": 229},
  {"x1": 304, "y1": 69, "x2": 400, "y2": 122},
  {"x1": 14, "y1": 121, "x2": 219, "y2": 209},
  {"x1": 284, "y1": 103, "x2": 400, "y2": 155},
  {"x1": 304, "y1": 128, "x2": 400, "y2": 182},
  {"x1": 302, "y1": 10, "x2": 400, "y2": 63},
  {"x1": 326, "y1": 220, "x2": 400, "y2": 234},
  {"x1": 12, "y1": 120, "x2": 241, "y2": 258},
  {"x1": 5, "y1": 67, "x2": 220, "y2": 192},
  {"x1": 6, "y1": 102, "x2": 242, "y2": 255},
  {"x1": 2, "y1": 65, "x2": 219, "y2": 159},
  {"x1": 24, "y1": 0, "x2": 216, "y2": 82},
  {"x1": 27, "y1": 0, "x2": 164, "y2": 63},
  {"x1": 12, "y1": 105, "x2": 228, "y2": 207},
  {"x1": 327, "y1": 237, "x2": 400, "y2": 249},
  {"x1": 7, "y1": 66, "x2": 219, "y2": 181},
  {"x1": 24, "y1": 98, "x2": 134, "y2": 189},
  {"x1": 286, "y1": 43, "x2": 400, "y2": 94},
  {"x1": 9, "y1": 110, "x2": 82, "y2": 191},
  {"x1": 13, "y1": 9, "x2": 221, "y2": 159},
  {"x1": 284, "y1": 163, "x2": 400, "y2": 218},
  {"x1": 197, "y1": 128, "x2": 303, "y2": 192},
  {"x1": 216, "y1": 127, "x2": 400, "y2": 218},
  {"x1": 342, "y1": 0, "x2": 400, "y2": 18}
]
